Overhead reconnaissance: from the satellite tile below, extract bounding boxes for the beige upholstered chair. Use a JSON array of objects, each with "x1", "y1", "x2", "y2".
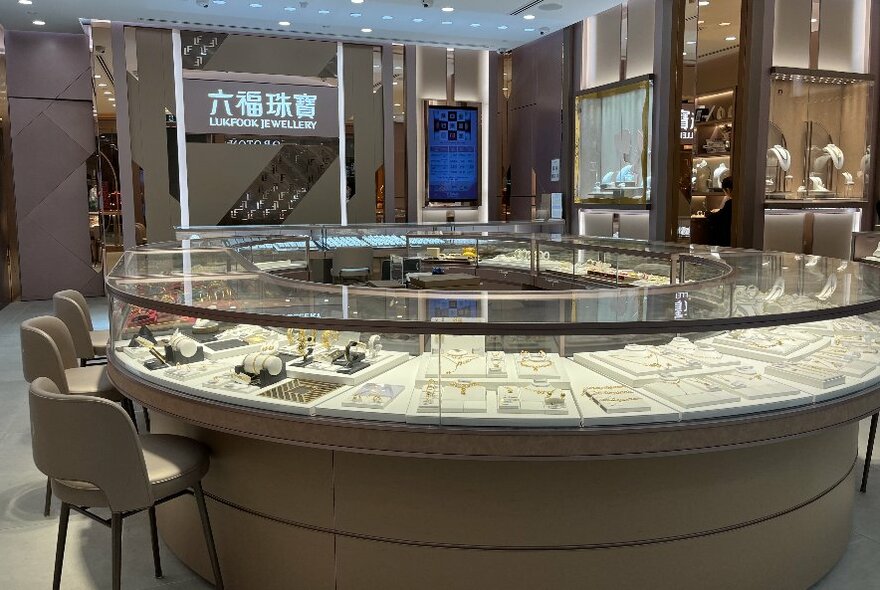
[
  {"x1": 52, "y1": 289, "x2": 109, "y2": 365},
  {"x1": 21, "y1": 315, "x2": 135, "y2": 516},
  {"x1": 28, "y1": 377, "x2": 224, "y2": 590}
]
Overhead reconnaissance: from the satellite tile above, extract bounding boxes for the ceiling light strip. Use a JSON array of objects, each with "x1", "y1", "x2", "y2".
[{"x1": 509, "y1": 0, "x2": 544, "y2": 16}]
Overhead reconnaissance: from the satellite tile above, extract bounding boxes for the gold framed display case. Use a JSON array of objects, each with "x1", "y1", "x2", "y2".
[
  {"x1": 766, "y1": 68, "x2": 873, "y2": 203},
  {"x1": 108, "y1": 237, "x2": 880, "y2": 429},
  {"x1": 574, "y1": 76, "x2": 653, "y2": 206}
]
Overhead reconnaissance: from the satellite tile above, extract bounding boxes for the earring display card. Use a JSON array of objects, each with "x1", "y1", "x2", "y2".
[{"x1": 765, "y1": 362, "x2": 845, "y2": 389}]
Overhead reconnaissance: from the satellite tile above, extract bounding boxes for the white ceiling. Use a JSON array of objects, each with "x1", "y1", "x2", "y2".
[{"x1": 0, "y1": 0, "x2": 619, "y2": 50}]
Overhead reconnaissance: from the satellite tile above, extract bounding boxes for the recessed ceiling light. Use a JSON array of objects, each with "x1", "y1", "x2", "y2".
[
  {"x1": 283, "y1": 6, "x2": 296, "y2": 11},
  {"x1": 18, "y1": 0, "x2": 32, "y2": 4},
  {"x1": 683, "y1": 51, "x2": 687, "y2": 56},
  {"x1": 697, "y1": 20, "x2": 704, "y2": 24},
  {"x1": 382, "y1": 15, "x2": 393, "y2": 20},
  {"x1": 719, "y1": 22, "x2": 731, "y2": 26},
  {"x1": 810, "y1": 18, "x2": 818, "y2": 23},
  {"x1": 394, "y1": 103, "x2": 401, "y2": 107},
  {"x1": 108, "y1": 97, "x2": 115, "y2": 101},
  {"x1": 32, "y1": 20, "x2": 45, "y2": 26},
  {"x1": 412, "y1": 18, "x2": 424, "y2": 22},
  {"x1": 318, "y1": 9, "x2": 330, "y2": 14},
  {"x1": 686, "y1": 40, "x2": 696, "y2": 45},
  {"x1": 442, "y1": 6, "x2": 454, "y2": 12},
  {"x1": 249, "y1": 3, "x2": 262, "y2": 8},
  {"x1": 98, "y1": 83, "x2": 107, "y2": 87},
  {"x1": 441, "y1": 21, "x2": 452, "y2": 25},
  {"x1": 497, "y1": 25, "x2": 508, "y2": 30},
  {"x1": 350, "y1": 12, "x2": 362, "y2": 17},
  {"x1": 523, "y1": 14, "x2": 535, "y2": 20},
  {"x1": 361, "y1": 28, "x2": 372, "y2": 33},
  {"x1": 94, "y1": 74, "x2": 101, "y2": 79},
  {"x1": 351, "y1": 0, "x2": 364, "y2": 3},
  {"x1": 725, "y1": 35, "x2": 737, "y2": 41},
  {"x1": 447, "y1": 47, "x2": 454, "y2": 51},
  {"x1": 524, "y1": 27, "x2": 535, "y2": 32},
  {"x1": 698, "y1": 0, "x2": 708, "y2": 5},
  {"x1": 279, "y1": 20, "x2": 290, "y2": 26},
  {"x1": 103, "y1": 91, "x2": 112, "y2": 95},
  {"x1": 212, "y1": 0, "x2": 226, "y2": 4},
  {"x1": 393, "y1": 81, "x2": 399, "y2": 85},
  {"x1": 469, "y1": 23, "x2": 481, "y2": 27}
]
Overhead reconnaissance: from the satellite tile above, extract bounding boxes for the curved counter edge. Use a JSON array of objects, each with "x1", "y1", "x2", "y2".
[{"x1": 110, "y1": 361, "x2": 880, "y2": 459}]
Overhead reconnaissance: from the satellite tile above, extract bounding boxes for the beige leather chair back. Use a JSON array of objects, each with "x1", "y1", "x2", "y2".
[
  {"x1": 20, "y1": 316, "x2": 78, "y2": 394},
  {"x1": 763, "y1": 212, "x2": 806, "y2": 254},
  {"x1": 581, "y1": 212, "x2": 614, "y2": 237},
  {"x1": 29, "y1": 377, "x2": 153, "y2": 512},
  {"x1": 811, "y1": 211, "x2": 854, "y2": 260},
  {"x1": 53, "y1": 290, "x2": 94, "y2": 359},
  {"x1": 618, "y1": 212, "x2": 650, "y2": 241}
]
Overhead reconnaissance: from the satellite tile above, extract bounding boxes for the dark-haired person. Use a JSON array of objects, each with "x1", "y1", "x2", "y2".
[{"x1": 706, "y1": 176, "x2": 733, "y2": 247}]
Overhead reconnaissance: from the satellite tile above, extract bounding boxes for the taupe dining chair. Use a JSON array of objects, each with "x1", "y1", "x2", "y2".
[
  {"x1": 29, "y1": 377, "x2": 224, "y2": 590},
  {"x1": 52, "y1": 289, "x2": 109, "y2": 366},
  {"x1": 21, "y1": 315, "x2": 136, "y2": 516}
]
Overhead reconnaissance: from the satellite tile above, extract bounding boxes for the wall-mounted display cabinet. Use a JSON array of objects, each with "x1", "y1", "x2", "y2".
[
  {"x1": 690, "y1": 89, "x2": 736, "y2": 203},
  {"x1": 574, "y1": 77, "x2": 653, "y2": 206},
  {"x1": 766, "y1": 68, "x2": 873, "y2": 204}
]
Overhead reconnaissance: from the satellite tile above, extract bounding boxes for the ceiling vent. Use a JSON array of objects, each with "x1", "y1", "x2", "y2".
[{"x1": 509, "y1": 1, "x2": 545, "y2": 16}]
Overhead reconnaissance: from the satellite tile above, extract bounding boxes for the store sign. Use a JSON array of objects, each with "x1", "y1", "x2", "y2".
[
  {"x1": 184, "y1": 79, "x2": 338, "y2": 137},
  {"x1": 550, "y1": 159, "x2": 561, "y2": 182},
  {"x1": 680, "y1": 108, "x2": 695, "y2": 141}
]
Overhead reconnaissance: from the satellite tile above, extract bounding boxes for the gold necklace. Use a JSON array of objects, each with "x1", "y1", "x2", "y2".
[
  {"x1": 519, "y1": 351, "x2": 552, "y2": 372},
  {"x1": 441, "y1": 351, "x2": 479, "y2": 373},
  {"x1": 445, "y1": 381, "x2": 478, "y2": 396}
]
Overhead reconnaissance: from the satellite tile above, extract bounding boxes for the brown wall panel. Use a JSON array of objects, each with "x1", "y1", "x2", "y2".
[{"x1": 5, "y1": 31, "x2": 101, "y2": 300}]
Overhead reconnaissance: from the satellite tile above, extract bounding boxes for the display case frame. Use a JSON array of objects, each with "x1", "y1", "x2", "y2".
[{"x1": 573, "y1": 75, "x2": 653, "y2": 206}]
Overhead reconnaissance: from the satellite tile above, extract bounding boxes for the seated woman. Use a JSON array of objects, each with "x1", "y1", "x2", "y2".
[{"x1": 706, "y1": 176, "x2": 733, "y2": 247}]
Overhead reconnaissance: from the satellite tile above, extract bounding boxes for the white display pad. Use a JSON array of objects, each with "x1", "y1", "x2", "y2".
[
  {"x1": 641, "y1": 376, "x2": 740, "y2": 409},
  {"x1": 800, "y1": 317, "x2": 880, "y2": 341},
  {"x1": 286, "y1": 350, "x2": 410, "y2": 385},
  {"x1": 316, "y1": 357, "x2": 422, "y2": 423},
  {"x1": 710, "y1": 329, "x2": 828, "y2": 363}
]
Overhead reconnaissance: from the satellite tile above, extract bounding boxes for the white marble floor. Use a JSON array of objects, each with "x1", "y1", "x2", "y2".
[{"x1": 0, "y1": 299, "x2": 878, "y2": 589}]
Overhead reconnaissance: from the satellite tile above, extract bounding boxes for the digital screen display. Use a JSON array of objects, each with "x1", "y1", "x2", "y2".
[
  {"x1": 427, "y1": 106, "x2": 479, "y2": 202},
  {"x1": 426, "y1": 298, "x2": 479, "y2": 319}
]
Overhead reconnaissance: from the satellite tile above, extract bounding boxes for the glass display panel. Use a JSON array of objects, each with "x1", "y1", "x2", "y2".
[
  {"x1": 574, "y1": 78, "x2": 653, "y2": 205},
  {"x1": 767, "y1": 69, "x2": 872, "y2": 202}
]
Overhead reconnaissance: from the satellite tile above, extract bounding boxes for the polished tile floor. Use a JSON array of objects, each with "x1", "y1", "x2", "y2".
[{"x1": 0, "y1": 299, "x2": 878, "y2": 588}]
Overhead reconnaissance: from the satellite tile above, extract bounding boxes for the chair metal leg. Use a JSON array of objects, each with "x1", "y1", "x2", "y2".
[
  {"x1": 111, "y1": 513, "x2": 123, "y2": 590},
  {"x1": 143, "y1": 407, "x2": 151, "y2": 432},
  {"x1": 193, "y1": 483, "x2": 224, "y2": 589},
  {"x1": 861, "y1": 412, "x2": 879, "y2": 493},
  {"x1": 121, "y1": 399, "x2": 138, "y2": 432},
  {"x1": 44, "y1": 477, "x2": 52, "y2": 517},
  {"x1": 52, "y1": 503, "x2": 70, "y2": 590},
  {"x1": 148, "y1": 507, "x2": 163, "y2": 578}
]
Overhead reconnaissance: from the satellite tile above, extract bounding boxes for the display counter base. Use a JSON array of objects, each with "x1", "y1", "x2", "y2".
[{"x1": 152, "y1": 411, "x2": 856, "y2": 590}]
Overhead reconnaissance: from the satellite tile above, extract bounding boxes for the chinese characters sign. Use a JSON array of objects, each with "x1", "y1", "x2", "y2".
[
  {"x1": 427, "y1": 106, "x2": 479, "y2": 202},
  {"x1": 184, "y1": 79, "x2": 338, "y2": 137}
]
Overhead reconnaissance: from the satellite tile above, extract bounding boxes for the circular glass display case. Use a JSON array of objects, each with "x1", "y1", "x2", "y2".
[
  {"x1": 105, "y1": 232, "x2": 880, "y2": 590},
  {"x1": 108, "y1": 233, "x2": 880, "y2": 431}
]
